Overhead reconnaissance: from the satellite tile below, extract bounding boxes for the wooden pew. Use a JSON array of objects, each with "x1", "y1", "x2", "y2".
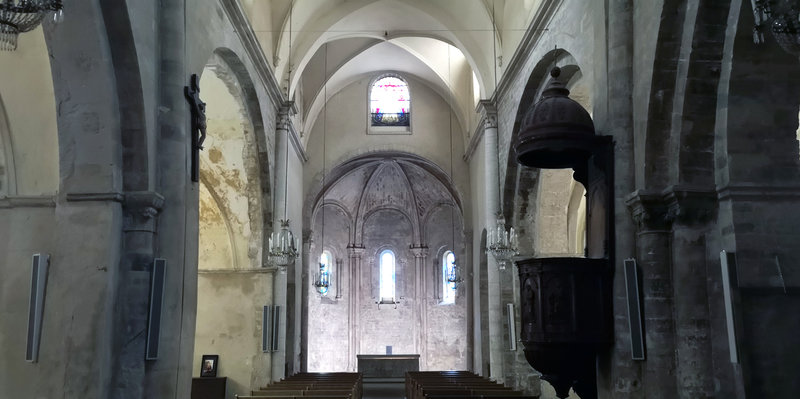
[
  {"x1": 406, "y1": 371, "x2": 538, "y2": 399},
  {"x1": 240, "y1": 372, "x2": 363, "y2": 399}
]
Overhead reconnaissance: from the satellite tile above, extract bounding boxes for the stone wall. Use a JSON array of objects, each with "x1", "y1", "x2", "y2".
[{"x1": 193, "y1": 270, "x2": 274, "y2": 399}]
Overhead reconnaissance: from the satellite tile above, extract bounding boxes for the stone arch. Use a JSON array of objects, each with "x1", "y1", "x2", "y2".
[
  {"x1": 639, "y1": 0, "x2": 735, "y2": 189},
  {"x1": 214, "y1": 47, "x2": 273, "y2": 213},
  {"x1": 197, "y1": 50, "x2": 272, "y2": 270},
  {"x1": 97, "y1": 3, "x2": 150, "y2": 191},
  {"x1": 304, "y1": 151, "x2": 464, "y2": 240},
  {"x1": 504, "y1": 49, "x2": 587, "y2": 256},
  {"x1": 310, "y1": 200, "x2": 353, "y2": 259}
]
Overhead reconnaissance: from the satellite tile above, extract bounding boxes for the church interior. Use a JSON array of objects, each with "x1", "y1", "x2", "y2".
[{"x1": 1, "y1": 0, "x2": 799, "y2": 398}]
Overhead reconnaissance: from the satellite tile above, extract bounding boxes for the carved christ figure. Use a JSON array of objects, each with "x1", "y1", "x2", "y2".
[{"x1": 185, "y1": 73, "x2": 207, "y2": 182}]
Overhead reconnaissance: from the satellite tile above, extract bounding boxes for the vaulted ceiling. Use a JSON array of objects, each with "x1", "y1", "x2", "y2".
[{"x1": 242, "y1": 0, "x2": 546, "y2": 149}]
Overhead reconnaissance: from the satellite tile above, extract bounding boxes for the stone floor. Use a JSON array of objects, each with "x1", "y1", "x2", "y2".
[{"x1": 362, "y1": 378, "x2": 406, "y2": 399}]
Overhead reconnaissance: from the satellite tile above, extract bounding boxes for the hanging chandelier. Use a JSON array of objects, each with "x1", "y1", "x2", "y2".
[
  {"x1": 0, "y1": 0, "x2": 63, "y2": 51},
  {"x1": 487, "y1": 212, "x2": 518, "y2": 270},
  {"x1": 752, "y1": 0, "x2": 800, "y2": 57},
  {"x1": 313, "y1": 261, "x2": 330, "y2": 296},
  {"x1": 269, "y1": 219, "x2": 299, "y2": 271}
]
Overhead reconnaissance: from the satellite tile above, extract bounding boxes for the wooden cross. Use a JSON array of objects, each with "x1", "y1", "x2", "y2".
[{"x1": 184, "y1": 74, "x2": 206, "y2": 182}]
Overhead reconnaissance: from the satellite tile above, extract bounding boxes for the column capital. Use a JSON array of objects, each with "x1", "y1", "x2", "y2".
[
  {"x1": 123, "y1": 191, "x2": 165, "y2": 233},
  {"x1": 663, "y1": 185, "x2": 716, "y2": 226},
  {"x1": 347, "y1": 245, "x2": 366, "y2": 257},
  {"x1": 277, "y1": 101, "x2": 298, "y2": 131},
  {"x1": 626, "y1": 190, "x2": 671, "y2": 232},
  {"x1": 626, "y1": 185, "x2": 717, "y2": 230},
  {"x1": 476, "y1": 100, "x2": 497, "y2": 129},
  {"x1": 409, "y1": 245, "x2": 429, "y2": 258}
]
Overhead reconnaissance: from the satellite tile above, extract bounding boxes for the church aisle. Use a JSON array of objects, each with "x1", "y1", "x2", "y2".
[{"x1": 362, "y1": 378, "x2": 406, "y2": 399}]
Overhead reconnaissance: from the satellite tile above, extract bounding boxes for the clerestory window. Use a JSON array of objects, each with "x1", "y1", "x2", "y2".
[
  {"x1": 370, "y1": 75, "x2": 410, "y2": 127},
  {"x1": 442, "y1": 251, "x2": 456, "y2": 304},
  {"x1": 379, "y1": 249, "x2": 396, "y2": 302}
]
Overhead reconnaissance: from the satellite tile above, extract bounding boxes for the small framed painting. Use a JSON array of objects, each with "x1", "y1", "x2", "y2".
[{"x1": 200, "y1": 354, "x2": 219, "y2": 378}]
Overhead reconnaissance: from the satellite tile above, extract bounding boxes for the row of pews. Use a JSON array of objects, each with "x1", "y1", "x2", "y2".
[
  {"x1": 406, "y1": 371, "x2": 539, "y2": 399},
  {"x1": 235, "y1": 372, "x2": 362, "y2": 399}
]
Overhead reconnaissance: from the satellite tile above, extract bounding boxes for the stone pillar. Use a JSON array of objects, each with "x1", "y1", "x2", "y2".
[
  {"x1": 109, "y1": 192, "x2": 164, "y2": 399},
  {"x1": 604, "y1": 0, "x2": 641, "y2": 396},
  {"x1": 479, "y1": 101, "x2": 505, "y2": 382},
  {"x1": 665, "y1": 188, "x2": 715, "y2": 399},
  {"x1": 149, "y1": 0, "x2": 194, "y2": 395},
  {"x1": 348, "y1": 245, "x2": 365, "y2": 371},
  {"x1": 272, "y1": 104, "x2": 295, "y2": 381},
  {"x1": 627, "y1": 191, "x2": 678, "y2": 399},
  {"x1": 411, "y1": 245, "x2": 429, "y2": 369}
]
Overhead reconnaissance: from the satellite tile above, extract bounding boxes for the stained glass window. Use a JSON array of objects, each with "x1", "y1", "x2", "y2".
[
  {"x1": 379, "y1": 250, "x2": 396, "y2": 302},
  {"x1": 442, "y1": 251, "x2": 456, "y2": 304},
  {"x1": 370, "y1": 76, "x2": 410, "y2": 127}
]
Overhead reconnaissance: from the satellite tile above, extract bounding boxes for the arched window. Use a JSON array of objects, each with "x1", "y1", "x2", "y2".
[
  {"x1": 442, "y1": 251, "x2": 456, "y2": 304},
  {"x1": 318, "y1": 250, "x2": 332, "y2": 296},
  {"x1": 379, "y1": 250, "x2": 396, "y2": 302},
  {"x1": 370, "y1": 75, "x2": 410, "y2": 127}
]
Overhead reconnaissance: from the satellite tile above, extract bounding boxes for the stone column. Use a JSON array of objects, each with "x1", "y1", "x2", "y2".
[
  {"x1": 604, "y1": 0, "x2": 641, "y2": 396},
  {"x1": 479, "y1": 101, "x2": 505, "y2": 382},
  {"x1": 149, "y1": 0, "x2": 194, "y2": 395},
  {"x1": 665, "y1": 188, "x2": 715, "y2": 399},
  {"x1": 348, "y1": 245, "x2": 365, "y2": 371},
  {"x1": 272, "y1": 103, "x2": 295, "y2": 381},
  {"x1": 411, "y1": 245, "x2": 429, "y2": 369},
  {"x1": 627, "y1": 191, "x2": 678, "y2": 399},
  {"x1": 108, "y1": 192, "x2": 163, "y2": 399}
]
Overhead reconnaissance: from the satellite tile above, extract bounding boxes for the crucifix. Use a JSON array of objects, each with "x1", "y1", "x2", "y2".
[{"x1": 184, "y1": 73, "x2": 207, "y2": 182}]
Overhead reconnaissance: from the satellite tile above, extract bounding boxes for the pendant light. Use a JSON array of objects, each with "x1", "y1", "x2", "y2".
[
  {"x1": 445, "y1": 45, "x2": 463, "y2": 290},
  {"x1": 313, "y1": 42, "x2": 331, "y2": 296},
  {"x1": 485, "y1": 0, "x2": 519, "y2": 270},
  {"x1": 269, "y1": 2, "x2": 298, "y2": 272}
]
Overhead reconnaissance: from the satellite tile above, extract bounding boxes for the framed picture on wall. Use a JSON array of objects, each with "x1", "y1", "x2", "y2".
[{"x1": 200, "y1": 354, "x2": 219, "y2": 378}]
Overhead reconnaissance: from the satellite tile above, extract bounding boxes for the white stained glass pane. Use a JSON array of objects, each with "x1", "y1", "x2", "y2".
[
  {"x1": 443, "y1": 251, "x2": 456, "y2": 304},
  {"x1": 370, "y1": 77, "x2": 410, "y2": 114},
  {"x1": 380, "y1": 250, "x2": 396, "y2": 301}
]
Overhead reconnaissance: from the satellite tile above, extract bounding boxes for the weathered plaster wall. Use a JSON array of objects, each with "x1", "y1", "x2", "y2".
[
  {"x1": 193, "y1": 271, "x2": 274, "y2": 399},
  {"x1": 0, "y1": 28, "x2": 58, "y2": 196},
  {"x1": 199, "y1": 64, "x2": 265, "y2": 271}
]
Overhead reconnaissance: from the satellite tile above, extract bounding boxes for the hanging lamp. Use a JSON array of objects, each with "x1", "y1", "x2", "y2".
[
  {"x1": 444, "y1": 45, "x2": 463, "y2": 290},
  {"x1": 312, "y1": 42, "x2": 331, "y2": 296},
  {"x1": 0, "y1": 0, "x2": 63, "y2": 51},
  {"x1": 268, "y1": 3, "x2": 298, "y2": 272},
  {"x1": 484, "y1": 0, "x2": 519, "y2": 270}
]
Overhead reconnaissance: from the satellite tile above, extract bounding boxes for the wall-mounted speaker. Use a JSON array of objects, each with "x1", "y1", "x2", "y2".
[
  {"x1": 507, "y1": 303, "x2": 517, "y2": 351},
  {"x1": 263, "y1": 305, "x2": 272, "y2": 353},
  {"x1": 271, "y1": 305, "x2": 281, "y2": 352},
  {"x1": 720, "y1": 250, "x2": 742, "y2": 364},
  {"x1": 145, "y1": 258, "x2": 167, "y2": 360},
  {"x1": 624, "y1": 258, "x2": 645, "y2": 360},
  {"x1": 26, "y1": 253, "x2": 50, "y2": 363}
]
